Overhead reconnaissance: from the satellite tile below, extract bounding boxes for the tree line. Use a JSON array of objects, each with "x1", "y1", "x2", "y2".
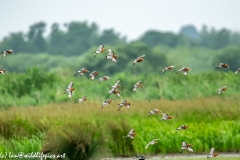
[{"x1": 0, "y1": 21, "x2": 240, "y2": 56}]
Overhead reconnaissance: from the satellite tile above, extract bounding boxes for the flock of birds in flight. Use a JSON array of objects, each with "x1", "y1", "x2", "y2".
[{"x1": 0, "y1": 46, "x2": 236, "y2": 160}]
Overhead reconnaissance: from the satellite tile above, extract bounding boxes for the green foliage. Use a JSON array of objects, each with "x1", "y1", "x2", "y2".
[
  {"x1": 0, "y1": 98, "x2": 239, "y2": 158},
  {"x1": 42, "y1": 123, "x2": 103, "y2": 160}
]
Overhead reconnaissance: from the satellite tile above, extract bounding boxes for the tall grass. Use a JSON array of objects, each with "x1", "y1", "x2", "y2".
[
  {"x1": 0, "y1": 98, "x2": 239, "y2": 158},
  {"x1": 0, "y1": 68, "x2": 240, "y2": 108}
]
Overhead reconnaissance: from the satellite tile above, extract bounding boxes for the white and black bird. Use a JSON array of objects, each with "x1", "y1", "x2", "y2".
[
  {"x1": 1, "y1": 50, "x2": 14, "y2": 58},
  {"x1": 94, "y1": 45, "x2": 106, "y2": 58},
  {"x1": 207, "y1": 148, "x2": 219, "y2": 159},
  {"x1": 76, "y1": 96, "x2": 87, "y2": 103},
  {"x1": 104, "y1": 49, "x2": 118, "y2": 62},
  {"x1": 132, "y1": 80, "x2": 144, "y2": 91},
  {"x1": 74, "y1": 68, "x2": 89, "y2": 76},
  {"x1": 162, "y1": 66, "x2": 175, "y2": 73},
  {"x1": 175, "y1": 125, "x2": 189, "y2": 134},
  {"x1": 133, "y1": 55, "x2": 145, "y2": 66},
  {"x1": 123, "y1": 129, "x2": 137, "y2": 139},
  {"x1": 88, "y1": 71, "x2": 99, "y2": 81},
  {"x1": 145, "y1": 139, "x2": 160, "y2": 149},
  {"x1": 180, "y1": 142, "x2": 194, "y2": 152},
  {"x1": 64, "y1": 82, "x2": 75, "y2": 99},
  {"x1": 98, "y1": 76, "x2": 110, "y2": 83},
  {"x1": 102, "y1": 99, "x2": 113, "y2": 108}
]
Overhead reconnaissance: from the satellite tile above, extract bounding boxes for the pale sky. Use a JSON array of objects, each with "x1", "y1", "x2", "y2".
[{"x1": 1, "y1": 0, "x2": 239, "y2": 41}]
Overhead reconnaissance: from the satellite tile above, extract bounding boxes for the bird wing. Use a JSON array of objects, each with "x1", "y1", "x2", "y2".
[
  {"x1": 187, "y1": 147, "x2": 194, "y2": 152},
  {"x1": 67, "y1": 82, "x2": 74, "y2": 89},
  {"x1": 182, "y1": 142, "x2": 187, "y2": 147},
  {"x1": 138, "y1": 55, "x2": 145, "y2": 58},
  {"x1": 128, "y1": 129, "x2": 135, "y2": 135},
  {"x1": 209, "y1": 148, "x2": 215, "y2": 155},
  {"x1": 113, "y1": 80, "x2": 120, "y2": 87},
  {"x1": 136, "y1": 80, "x2": 142, "y2": 85},
  {"x1": 145, "y1": 142, "x2": 150, "y2": 149},
  {"x1": 108, "y1": 49, "x2": 114, "y2": 56}
]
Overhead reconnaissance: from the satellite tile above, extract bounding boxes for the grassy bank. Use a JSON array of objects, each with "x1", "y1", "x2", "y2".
[
  {"x1": 0, "y1": 98, "x2": 239, "y2": 159},
  {"x1": 0, "y1": 68, "x2": 240, "y2": 108}
]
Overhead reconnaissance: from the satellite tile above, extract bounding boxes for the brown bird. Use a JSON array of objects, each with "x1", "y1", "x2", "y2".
[
  {"x1": 145, "y1": 139, "x2": 160, "y2": 149},
  {"x1": 148, "y1": 109, "x2": 161, "y2": 117},
  {"x1": 159, "y1": 113, "x2": 173, "y2": 121},
  {"x1": 0, "y1": 68, "x2": 7, "y2": 74},
  {"x1": 110, "y1": 80, "x2": 121, "y2": 90},
  {"x1": 217, "y1": 86, "x2": 227, "y2": 95},
  {"x1": 180, "y1": 142, "x2": 194, "y2": 152},
  {"x1": 118, "y1": 100, "x2": 132, "y2": 111},
  {"x1": 107, "y1": 88, "x2": 121, "y2": 98},
  {"x1": 207, "y1": 148, "x2": 219, "y2": 159},
  {"x1": 64, "y1": 82, "x2": 75, "y2": 99},
  {"x1": 94, "y1": 45, "x2": 106, "y2": 58},
  {"x1": 176, "y1": 67, "x2": 192, "y2": 75},
  {"x1": 133, "y1": 55, "x2": 145, "y2": 66},
  {"x1": 74, "y1": 68, "x2": 89, "y2": 76},
  {"x1": 104, "y1": 49, "x2": 119, "y2": 62},
  {"x1": 76, "y1": 96, "x2": 87, "y2": 103},
  {"x1": 215, "y1": 63, "x2": 230, "y2": 69},
  {"x1": 175, "y1": 125, "x2": 189, "y2": 134},
  {"x1": 132, "y1": 80, "x2": 144, "y2": 91},
  {"x1": 102, "y1": 99, "x2": 113, "y2": 108},
  {"x1": 88, "y1": 71, "x2": 99, "y2": 81},
  {"x1": 162, "y1": 65, "x2": 175, "y2": 73},
  {"x1": 123, "y1": 129, "x2": 137, "y2": 139},
  {"x1": 1, "y1": 50, "x2": 14, "y2": 58},
  {"x1": 98, "y1": 76, "x2": 110, "y2": 83}
]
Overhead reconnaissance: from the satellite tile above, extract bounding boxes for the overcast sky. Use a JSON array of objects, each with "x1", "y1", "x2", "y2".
[{"x1": 1, "y1": 0, "x2": 239, "y2": 41}]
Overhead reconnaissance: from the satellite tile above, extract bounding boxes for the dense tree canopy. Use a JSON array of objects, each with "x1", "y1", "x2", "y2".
[{"x1": 0, "y1": 21, "x2": 240, "y2": 56}]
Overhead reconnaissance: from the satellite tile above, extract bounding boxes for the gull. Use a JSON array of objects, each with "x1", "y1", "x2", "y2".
[
  {"x1": 102, "y1": 99, "x2": 113, "y2": 108},
  {"x1": 94, "y1": 44, "x2": 106, "y2": 58},
  {"x1": 118, "y1": 100, "x2": 132, "y2": 111},
  {"x1": 1, "y1": 50, "x2": 14, "y2": 58},
  {"x1": 180, "y1": 142, "x2": 194, "y2": 152},
  {"x1": 217, "y1": 86, "x2": 227, "y2": 95},
  {"x1": 176, "y1": 67, "x2": 192, "y2": 76},
  {"x1": 88, "y1": 71, "x2": 99, "y2": 81},
  {"x1": 123, "y1": 129, "x2": 137, "y2": 139},
  {"x1": 132, "y1": 80, "x2": 144, "y2": 91},
  {"x1": 76, "y1": 96, "x2": 87, "y2": 103},
  {"x1": 162, "y1": 66, "x2": 175, "y2": 73},
  {"x1": 175, "y1": 125, "x2": 189, "y2": 134},
  {"x1": 0, "y1": 68, "x2": 7, "y2": 74},
  {"x1": 99, "y1": 76, "x2": 110, "y2": 83},
  {"x1": 64, "y1": 82, "x2": 75, "y2": 99},
  {"x1": 207, "y1": 148, "x2": 219, "y2": 159},
  {"x1": 145, "y1": 139, "x2": 160, "y2": 149},
  {"x1": 148, "y1": 109, "x2": 161, "y2": 117},
  {"x1": 74, "y1": 68, "x2": 89, "y2": 76},
  {"x1": 159, "y1": 113, "x2": 173, "y2": 121},
  {"x1": 104, "y1": 49, "x2": 119, "y2": 62},
  {"x1": 133, "y1": 55, "x2": 145, "y2": 66},
  {"x1": 215, "y1": 63, "x2": 230, "y2": 69}
]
